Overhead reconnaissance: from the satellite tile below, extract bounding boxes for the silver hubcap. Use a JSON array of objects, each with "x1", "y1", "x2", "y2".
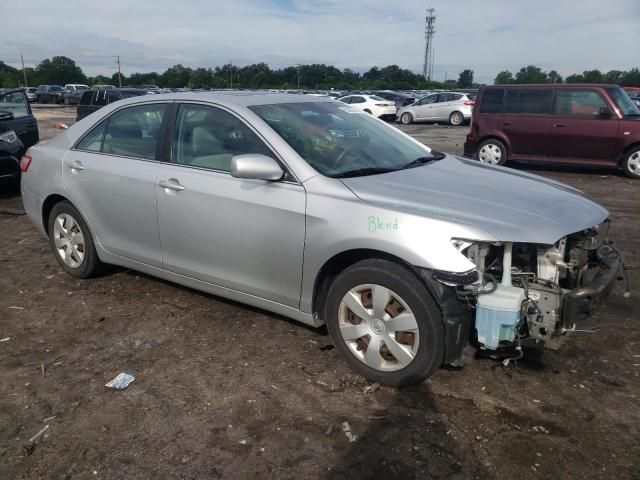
[
  {"x1": 478, "y1": 143, "x2": 503, "y2": 164},
  {"x1": 628, "y1": 151, "x2": 640, "y2": 176},
  {"x1": 53, "y1": 213, "x2": 85, "y2": 268},
  {"x1": 402, "y1": 113, "x2": 411, "y2": 124},
  {"x1": 451, "y1": 113, "x2": 462, "y2": 125},
  {"x1": 338, "y1": 284, "x2": 419, "y2": 372}
]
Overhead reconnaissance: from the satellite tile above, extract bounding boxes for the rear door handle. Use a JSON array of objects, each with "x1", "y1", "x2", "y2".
[
  {"x1": 68, "y1": 160, "x2": 85, "y2": 171},
  {"x1": 502, "y1": 122, "x2": 512, "y2": 126},
  {"x1": 159, "y1": 179, "x2": 185, "y2": 191},
  {"x1": 554, "y1": 123, "x2": 565, "y2": 128}
]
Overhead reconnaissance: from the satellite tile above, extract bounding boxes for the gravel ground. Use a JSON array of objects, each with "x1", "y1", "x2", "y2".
[{"x1": 0, "y1": 107, "x2": 638, "y2": 479}]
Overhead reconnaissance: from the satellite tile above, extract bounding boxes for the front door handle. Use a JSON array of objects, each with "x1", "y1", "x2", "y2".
[
  {"x1": 502, "y1": 122, "x2": 512, "y2": 126},
  {"x1": 69, "y1": 160, "x2": 85, "y2": 172},
  {"x1": 553, "y1": 123, "x2": 565, "y2": 128},
  {"x1": 159, "y1": 179, "x2": 185, "y2": 191}
]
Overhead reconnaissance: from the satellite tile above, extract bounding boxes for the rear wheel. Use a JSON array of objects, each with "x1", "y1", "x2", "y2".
[
  {"x1": 622, "y1": 146, "x2": 640, "y2": 179},
  {"x1": 400, "y1": 112, "x2": 413, "y2": 125},
  {"x1": 48, "y1": 201, "x2": 103, "y2": 278},
  {"x1": 449, "y1": 111, "x2": 464, "y2": 126},
  {"x1": 324, "y1": 259, "x2": 444, "y2": 387},
  {"x1": 475, "y1": 139, "x2": 507, "y2": 166}
]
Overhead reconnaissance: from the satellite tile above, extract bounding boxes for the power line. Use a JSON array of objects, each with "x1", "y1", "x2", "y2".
[{"x1": 422, "y1": 6, "x2": 436, "y2": 81}]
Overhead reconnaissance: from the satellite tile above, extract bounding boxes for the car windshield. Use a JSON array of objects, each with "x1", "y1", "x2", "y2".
[
  {"x1": 249, "y1": 101, "x2": 437, "y2": 177},
  {"x1": 607, "y1": 87, "x2": 640, "y2": 116}
]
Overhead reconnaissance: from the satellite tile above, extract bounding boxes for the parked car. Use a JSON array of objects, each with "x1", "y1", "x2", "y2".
[
  {"x1": 76, "y1": 88, "x2": 148, "y2": 121},
  {"x1": 21, "y1": 92, "x2": 623, "y2": 386},
  {"x1": 464, "y1": 84, "x2": 640, "y2": 178},
  {"x1": 0, "y1": 89, "x2": 39, "y2": 184},
  {"x1": 337, "y1": 94, "x2": 397, "y2": 119},
  {"x1": 36, "y1": 85, "x2": 65, "y2": 104},
  {"x1": 623, "y1": 87, "x2": 640, "y2": 108},
  {"x1": 23, "y1": 87, "x2": 38, "y2": 103},
  {"x1": 63, "y1": 84, "x2": 90, "y2": 105},
  {"x1": 372, "y1": 91, "x2": 416, "y2": 110},
  {"x1": 396, "y1": 92, "x2": 475, "y2": 126}
]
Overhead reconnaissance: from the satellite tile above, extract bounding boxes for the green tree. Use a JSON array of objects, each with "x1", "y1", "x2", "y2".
[
  {"x1": 457, "y1": 69, "x2": 474, "y2": 88},
  {"x1": 621, "y1": 68, "x2": 640, "y2": 87},
  {"x1": 581, "y1": 69, "x2": 603, "y2": 83},
  {"x1": 494, "y1": 70, "x2": 513, "y2": 84},
  {"x1": 34, "y1": 56, "x2": 86, "y2": 85},
  {"x1": 604, "y1": 70, "x2": 624, "y2": 85},
  {"x1": 565, "y1": 73, "x2": 585, "y2": 83},
  {"x1": 547, "y1": 70, "x2": 563, "y2": 83},
  {"x1": 189, "y1": 68, "x2": 212, "y2": 88},
  {"x1": 0, "y1": 61, "x2": 20, "y2": 88},
  {"x1": 160, "y1": 64, "x2": 192, "y2": 88},
  {"x1": 514, "y1": 65, "x2": 548, "y2": 83}
]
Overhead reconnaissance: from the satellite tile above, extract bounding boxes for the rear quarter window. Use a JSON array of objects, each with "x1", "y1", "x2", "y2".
[{"x1": 478, "y1": 89, "x2": 505, "y2": 113}]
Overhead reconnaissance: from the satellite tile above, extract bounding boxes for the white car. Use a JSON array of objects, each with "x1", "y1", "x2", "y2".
[{"x1": 338, "y1": 94, "x2": 397, "y2": 120}]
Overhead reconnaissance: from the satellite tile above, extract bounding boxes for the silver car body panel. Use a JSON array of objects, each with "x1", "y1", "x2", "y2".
[{"x1": 21, "y1": 92, "x2": 610, "y2": 328}]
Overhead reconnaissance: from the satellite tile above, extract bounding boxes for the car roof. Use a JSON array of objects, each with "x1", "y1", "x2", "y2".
[{"x1": 112, "y1": 90, "x2": 337, "y2": 107}]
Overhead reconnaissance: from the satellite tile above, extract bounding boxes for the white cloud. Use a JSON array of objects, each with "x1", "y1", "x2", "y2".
[{"x1": 0, "y1": 0, "x2": 637, "y2": 82}]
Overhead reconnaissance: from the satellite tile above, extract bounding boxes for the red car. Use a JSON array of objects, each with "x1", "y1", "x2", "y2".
[{"x1": 464, "y1": 84, "x2": 640, "y2": 178}]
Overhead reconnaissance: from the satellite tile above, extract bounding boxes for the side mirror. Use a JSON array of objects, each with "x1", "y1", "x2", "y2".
[
  {"x1": 230, "y1": 154, "x2": 284, "y2": 181},
  {"x1": 598, "y1": 106, "x2": 613, "y2": 118}
]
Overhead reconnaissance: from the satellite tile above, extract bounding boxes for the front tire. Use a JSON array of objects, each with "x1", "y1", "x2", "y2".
[
  {"x1": 324, "y1": 259, "x2": 444, "y2": 387},
  {"x1": 48, "y1": 201, "x2": 103, "y2": 278},
  {"x1": 475, "y1": 138, "x2": 507, "y2": 166},
  {"x1": 622, "y1": 146, "x2": 640, "y2": 179}
]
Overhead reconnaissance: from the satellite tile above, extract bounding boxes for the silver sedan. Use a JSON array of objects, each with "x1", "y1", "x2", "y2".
[
  {"x1": 397, "y1": 92, "x2": 475, "y2": 126},
  {"x1": 21, "y1": 92, "x2": 619, "y2": 386}
]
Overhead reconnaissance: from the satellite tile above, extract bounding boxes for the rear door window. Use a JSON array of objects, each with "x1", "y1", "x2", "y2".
[
  {"x1": 75, "y1": 119, "x2": 108, "y2": 152},
  {"x1": 102, "y1": 103, "x2": 167, "y2": 160},
  {"x1": 351, "y1": 96, "x2": 366, "y2": 104},
  {"x1": 479, "y1": 88, "x2": 505, "y2": 113},
  {"x1": 504, "y1": 89, "x2": 553, "y2": 115},
  {"x1": 554, "y1": 90, "x2": 608, "y2": 117}
]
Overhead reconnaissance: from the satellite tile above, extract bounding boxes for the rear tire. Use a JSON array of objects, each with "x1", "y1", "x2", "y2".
[
  {"x1": 400, "y1": 112, "x2": 413, "y2": 125},
  {"x1": 475, "y1": 139, "x2": 507, "y2": 166},
  {"x1": 48, "y1": 201, "x2": 104, "y2": 278},
  {"x1": 324, "y1": 259, "x2": 444, "y2": 387},
  {"x1": 622, "y1": 146, "x2": 640, "y2": 179},
  {"x1": 449, "y1": 111, "x2": 464, "y2": 126}
]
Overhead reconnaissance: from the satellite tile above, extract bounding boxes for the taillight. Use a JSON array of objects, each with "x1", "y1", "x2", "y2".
[
  {"x1": 464, "y1": 101, "x2": 476, "y2": 106},
  {"x1": 20, "y1": 155, "x2": 32, "y2": 172}
]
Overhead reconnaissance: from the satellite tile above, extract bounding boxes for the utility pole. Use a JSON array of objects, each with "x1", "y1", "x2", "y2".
[
  {"x1": 20, "y1": 53, "x2": 28, "y2": 87},
  {"x1": 229, "y1": 60, "x2": 233, "y2": 89},
  {"x1": 296, "y1": 64, "x2": 301, "y2": 90},
  {"x1": 115, "y1": 55, "x2": 122, "y2": 87}
]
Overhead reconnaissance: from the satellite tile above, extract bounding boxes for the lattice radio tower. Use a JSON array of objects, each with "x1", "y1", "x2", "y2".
[{"x1": 422, "y1": 7, "x2": 436, "y2": 81}]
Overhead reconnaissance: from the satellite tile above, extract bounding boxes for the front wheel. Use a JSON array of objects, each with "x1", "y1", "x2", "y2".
[
  {"x1": 475, "y1": 139, "x2": 507, "y2": 166},
  {"x1": 622, "y1": 147, "x2": 640, "y2": 179},
  {"x1": 324, "y1": 259, "x2": 444, "y2": 387}
]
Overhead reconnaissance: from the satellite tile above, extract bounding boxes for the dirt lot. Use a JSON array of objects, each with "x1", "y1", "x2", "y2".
[{"x1": 1, "y1": 106, "x2": 639, "y2": 479}]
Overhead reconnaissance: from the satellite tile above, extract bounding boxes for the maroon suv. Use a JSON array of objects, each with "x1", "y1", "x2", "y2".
[{"x1": 464, "y1": 84, "x2": 640, "y2": 178}]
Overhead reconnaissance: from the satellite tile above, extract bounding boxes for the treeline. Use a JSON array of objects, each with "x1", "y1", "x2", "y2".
[
  {"x1": 1, "y1": 56, "x2": 639, "y2": 90},
  {"x1": 494, "y1": 65, "x2": 640, "y2": 86}
]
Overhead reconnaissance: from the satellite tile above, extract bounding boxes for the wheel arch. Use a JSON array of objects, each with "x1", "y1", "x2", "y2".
[{"x1": 42, "y1": 193, "x2": 73, "y2": 236}]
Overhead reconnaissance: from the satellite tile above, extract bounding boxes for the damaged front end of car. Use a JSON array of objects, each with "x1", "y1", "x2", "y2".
[{"x1": 422, "y1": 220, "x2": 629, "y2": 363}]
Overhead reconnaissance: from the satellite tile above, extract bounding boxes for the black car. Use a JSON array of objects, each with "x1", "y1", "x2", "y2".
[
  {"x1": 0, "y1": 89, "x2": 39, "y2": 184},
  {"x1": 36, "y1": 85, "x2": 65, "y2": 104},
  {"x1": 76, "y1": 88, "x2": 148, "y2": 121},
  {"x1": 372, "y1": 90, "x2": 416, "y2": 109}
]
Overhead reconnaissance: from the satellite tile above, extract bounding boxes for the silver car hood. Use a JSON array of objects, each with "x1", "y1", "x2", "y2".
[{"x1": 341, "y1": 155, "x2": 609, "y2": 244}]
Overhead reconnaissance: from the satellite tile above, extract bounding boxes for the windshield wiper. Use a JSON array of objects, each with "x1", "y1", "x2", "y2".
[
  {"x1": 402, "y1": 151, "x2": 446, "y2": 169},
  {"x1": 331, "y1": 167, "x2": 397, "y2": 178}
]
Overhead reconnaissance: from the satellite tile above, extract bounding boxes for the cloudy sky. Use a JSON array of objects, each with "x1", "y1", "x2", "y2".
[{"x1": 1, "y1": 0, "x2": 638, "y2": 83}]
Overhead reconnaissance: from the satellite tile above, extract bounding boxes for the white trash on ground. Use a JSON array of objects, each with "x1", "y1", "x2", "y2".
[{"x1": 105, "y1": 372, "x2": 135, "y2": 390}]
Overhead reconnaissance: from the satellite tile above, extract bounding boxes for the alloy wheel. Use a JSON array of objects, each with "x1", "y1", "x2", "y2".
[
  {"x1": 52, "y1": 213, "x2": 86, "y2": 268},
  {"x1": 628, "y1": 151, "x2": 640, "y2": 176},
  {"x1": 338, "y1": 284, "x2": 419, "y2": 372}
]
